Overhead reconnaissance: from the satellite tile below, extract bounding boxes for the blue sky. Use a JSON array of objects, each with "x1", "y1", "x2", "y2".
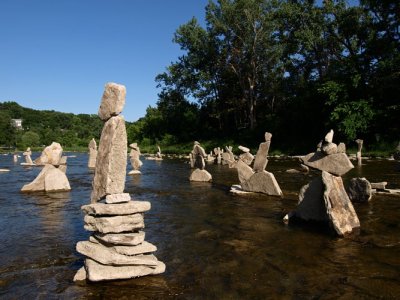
[{"x1": 0, "y1": 0, "x2": 208, "y2": 121}]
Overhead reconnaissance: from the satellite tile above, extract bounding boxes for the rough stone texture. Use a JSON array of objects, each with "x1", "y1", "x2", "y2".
[
  {"x1": 236, "y1": 160, "x2": 254, "y2": 184},
  {"x1": 129, "y1": 143, "x2": 142, "y2": 171},
  {"x1": 85, "y1": 258, "x2": 166, "y2": 282},
  {"x1": 337, "y1": 143, "x2": 346, "y2": 154},
  {"x1": 189, "y1": 169, "x2": 212, "y2": 182},
  {"x1": 322, "y1": 171, "x2": 360, "y2": 236},
  {"x1": 23, "y1": 148, "x2": 34, "y2": 164},
  {"x1": 294, "y1": 177, "x2": 329, "y2": 222},
  {"x1": 192, "y1": 143, "x2": 206, "y2": 169},
  {"x1": 84, "y1": 214, "x2": 144, "y2": 233},
  {"x1": 90, "y1": 237, "x2": 157, "y2": 256},
  {"x1": 94, "y1": 231, "x2": 145, "y2": 246},
  {"x1": 76, "y1": 241, "x2": 159, "y2": 266},
  {"x1": 59, "y1": 156, "x2": 67, "y2": 165},
  {"x1": 44, "y1": 167, "x2": 71, "y2": 192},
  {"x1": 98, "y1": 82, "x2": 126, "y2": 121},
  {"x1": 34, "y1": 142, "x2": 63, "y2": 165},
  {"x1": 21, "y1": 165, "x2": 54, "y2": 192},
  {"x1": 88, "y1": 138, "x2": 97, "y2": 169},
  {"x1": 370, "y1": 182, "x2": 387, "y2": 190},
  {"x1": 73, "y1": 267, "x2": 87, "y2": 282},
  {"x1": 105, "y1": 193, "x2": 131, "y2": 204},
  {"x1": 347, "y1": 177, "x2": 372, "y2": 203},
  {"x1": 221, "y1": 152, "x2": 232, "y2": 165},
  {"x1": 238, "y1": 145, "x2": 250, "y2": 153},
  {"x1": 91, "y1": 116, "x2": 127, "y2": 203},
  {"x1": 322, "y1": 142, "x2": 337, "y2": 155},
  {"x1": 325, "y1": 129, "x2": 334, "y2": 143},
  {"x1": 301, "y1": 152, "x2": 354, "y2": 176},
  {"x1": 239, "y1": 152, "x2": 254, "y2": 165},
  {"x1": 253, "y1": 132, "x2": 272, "y2": 172},
  {"x1": 300, "y1": 164, "x2": 309, "y2": 173},
  {"x1": 82, "y1": 201, "x2": 151, "y2": 216},
  {"x1": 241, "y1": 171, "x2": 283, "y2": 197}
]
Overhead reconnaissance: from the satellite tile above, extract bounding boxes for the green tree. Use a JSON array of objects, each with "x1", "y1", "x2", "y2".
[{"x1": 21, "y1": 131, "x2": 40, "y2": 148}]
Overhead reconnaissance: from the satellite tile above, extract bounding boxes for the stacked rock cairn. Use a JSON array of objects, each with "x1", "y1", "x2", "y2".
[
  {"x1": 231, "y1": 132, "x2": 283, "y2": 196},
  {"x1": 74, "y1": 83, "x2": 165, "y2": 282},
  {"x1": 285, "y1": 129, "x2": 360, "y2": 236},
  {"x1": 189, "y1": 141, "x2": 212, "y2": 182},
  {"x1": 88, "y1": 138, "x2": 97, "y2": 169},
  {"x1": 128, "y1": 142, "x2": 143, "y2": 175}
]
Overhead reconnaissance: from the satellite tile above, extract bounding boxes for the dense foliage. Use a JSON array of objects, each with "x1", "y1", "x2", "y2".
[
  {"x1": 132, "y1": 0, "x2": 399, "y2": 153},
  {"x1": 0, "y1": 101, "x2": 104, "y2": 150}
]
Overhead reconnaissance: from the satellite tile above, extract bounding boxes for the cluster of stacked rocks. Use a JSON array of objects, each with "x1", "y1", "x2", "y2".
[
  {"x1": 128, "y1": 143, "x2": 143, "y2": 175},
  {"x1": 88, "y1": 138, "x2": 97, "y2": 169},
  {"x1": 230, "y1": 132, "x2": 282, "y2": 196},
  {"x1": 189, "y1": 141, "x2": 212, "y2": 182},
  {"x1": 285, "y1": 130, "x2": 360, "y2": 236},
  {"x1": 21, "y1": 143, "x2": 70, "y2": 192},
  {"x1": 21, "y1": 147, "x2": 35, "y2": 166},
  {"x1": 74, "y1": 82, "x2": 165, "y2": 282}
]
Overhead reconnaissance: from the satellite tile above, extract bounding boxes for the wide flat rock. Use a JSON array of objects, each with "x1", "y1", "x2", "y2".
[
  {"x1": 90, "y1": 237, "x2": 157, "y2": 255},
  {"x1": 300, "y1": 152, "x2": 354, "y2": 176},
  {"x1": 346, "y1": 177, "x2": 372, "y2": 203},
  {"x1": 85, "y1": 258, "x2": 165, "y2": 282},
  {"x1": 82, "y1": 201, "x2": 150, "y2": 216},
  {"x1": 322, "y1": 171, "x2": 360, "y2": 236},
  {"x1": 76, "y1": 241, "x2": 158, "y2": 266},
  {"x1": 84, "y1": 214, "x2": 144, "y2": 233},
  {"x1": 241, "y1": 171, "x2": 283, "y2": 197},
  {"x1": 189, "y1": 169, "x2": 212, "y2": 182},
  {"x1": 91, "y1": 115, "x2": 127, "y2": 202},
  {"x1": 94, "y1": 231, "x2": 145, "y2": 246}
]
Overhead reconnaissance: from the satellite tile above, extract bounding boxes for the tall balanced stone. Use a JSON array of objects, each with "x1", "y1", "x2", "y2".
[
  {"x1": 128, "y1": 143, "x2": 143, "y2": 175},
  {"x1": 189, "y1": 141, "x2": 212, "y2": 182},
  {"x1": 355, "y1": 139, "x2": 363, "y2": 166},
  {"x1": 91, "y1": 115, "x2": 127, "y2": 203},
  {"x1": 75, "y1": 83, "x2": 165, "y2": 282},
  {"x1": 253, "y1": 132, "x2": 272, "y2": 172},
  {"x1": 21, "y1": 147, "x2": 35, "y2": 165},
  {"x1": 34, "y1": 142, "x2": 64, "y2": 165},
  {"x1": 88, "y1": 138, "x2": 97, "y2": 169}
]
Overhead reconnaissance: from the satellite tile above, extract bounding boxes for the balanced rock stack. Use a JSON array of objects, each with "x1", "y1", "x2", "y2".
[
  {"x1": 189, "y1": 141, "x2": 212, "y2": 182},
  {"x1": 21, "y1": 147, "x2": 35, "y2": 166},
  {"x1": 231, "y1": 132, "x2": 282, "y2": 196},
  {"x1": 21, "y1": 143, "x2": 70, "y2": 192},
  {"x1": 285, "y1": 129, "x2": 360, "y2": 236},
  {"x1": 74, "y1": 83, "x2": 165, "y2": 282},
  {"x1": 128, "y1": 142, "x2": 143, "y2": 175},
  {"x1": 88, "y1": 138, "x2": 97, "y2": 169}
]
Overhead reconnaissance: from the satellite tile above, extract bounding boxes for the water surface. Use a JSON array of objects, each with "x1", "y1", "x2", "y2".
[{"x1": 0, "y1": 153, "x2": 399, "y2": 299}]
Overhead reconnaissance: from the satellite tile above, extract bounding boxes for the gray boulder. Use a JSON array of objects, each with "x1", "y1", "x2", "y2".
[
  {"x1": 347, "y1": 177, "x2": 372, "y2": 202},
  {"x1": 189, "y1": 169, "x2": 212, "y2": 182}
]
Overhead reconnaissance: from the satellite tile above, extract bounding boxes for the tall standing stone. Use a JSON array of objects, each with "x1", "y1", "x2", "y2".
[
  {"x1": 88, "y1": 138, "x2": 97, "y2": 169},
  {"x1": 253, "y1": 132, "x2": 272, "y2": 172},
  {"x1": 189, "y1": 141, "x2": 212, "y2": 182},
  {"x1": 355, "y1": 139, "x2": 363, "y2": 166}
]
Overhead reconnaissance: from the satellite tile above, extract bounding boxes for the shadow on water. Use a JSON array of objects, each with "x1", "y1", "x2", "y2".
[{"x1": 0, "y1": 153, "x2": 399, "y2": 298}]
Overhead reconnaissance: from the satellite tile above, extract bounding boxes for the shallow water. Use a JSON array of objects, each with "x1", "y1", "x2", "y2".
[{"x1": 0, "y1": 153, "x2": 399, "y2": 299}]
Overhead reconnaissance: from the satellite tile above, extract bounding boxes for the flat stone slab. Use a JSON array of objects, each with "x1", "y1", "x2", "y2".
[
  {"x1": 90, "y1": 237, "x2": 157, "y2": 255},
  {"x1": 128, "y1": 170, "x2": 141, "y2": 175},
  {"x1": 189, "y1": 169, "x2": 212, "y2": 182},
  {"x1": 300, "y1": 152, "x2": 354, "y2": 176},
  {"x1": 0, "y1": 169, "x2": 10, "y2": 172},
  {"x1": 230, "y1": 184, "x2": 254, "y2": 195},
  {"x1": 241, "y1": 171, "x2": 283, "y2": 197},
  {"x1": 85, "y1": 258, "x2": 165, "y2": 282},
  {"x1": 82, "y1": 201, "x2": 150, "y2": 216},
  {"x1": 84, "y1": 214, "x2": 144, "y2": 233},
  {"x1": 370, "y1": 182, "x2": 387, "y2": 190},
  {"x1": 105, "y1": 193, "x2": 131, "y2": 204},
  {"x1": 76, "y1": 241, "x2": 158, "y2": 266},
  {"x1": 94, "y1": 231, "x2": 145, "y2": 246},
  {"x1": 236, "y1": 159, "x2": 255, "y2": 183},
  {"x1": 322, "y1": 171, "x2": 360, "y2": 236}
]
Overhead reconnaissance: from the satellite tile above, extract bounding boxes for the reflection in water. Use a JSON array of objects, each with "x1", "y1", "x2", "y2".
[{"x1": 0, "y1": 153, "x2": 399, "y2": 298}]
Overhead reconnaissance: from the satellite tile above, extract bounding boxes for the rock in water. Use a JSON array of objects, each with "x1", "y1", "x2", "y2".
[
  {"x1": 322, "y1": 171, "x2": 360, "y2": 236},
  {"x1": 88, "y1": 138, "x2": 97, "y2": 169},
  {"x1": 34, "y1": 142, "x2": 63, "y2": 165},
  {"x1": 253, "y1": 132, "x2": 272, "y2": 172},
  {"x1": 82, "y1": 201, "x2": 151, "y2": 216},
  {"x1": 301, "y1": 152, "x2": 354, "y2": 176},
  {"x1": 240, "y1": 171, "x2": 283, "y2": 196},
  {"x1": 189, "y1": 169, "x2": 212, "y2": 182},
  {"x1": 84, "y1": 214, "x2": 144, "y2": 233},
  {"x1": 44, "y1": 167, "x2": 71, "y2": 192},
  {"x1": 94, "y1": 231, "x2": 145, "y2": 246},
  {"x1": 98, "y1": 83, "x2": 126, "y2": 121},
  {"x1": 91, "y1": 116, "x2": 127, "y2": 202},
  {"x1": 21, "y1": 165, "x2": 54, "y2": 192},
  {"x1": 347, "y1": 177, "x2": 372, "y2": 203}
]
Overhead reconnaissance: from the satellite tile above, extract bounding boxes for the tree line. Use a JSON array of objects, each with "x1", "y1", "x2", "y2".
[{"x1": 130, "y1": 0, "x2": 399, "y2": 154}]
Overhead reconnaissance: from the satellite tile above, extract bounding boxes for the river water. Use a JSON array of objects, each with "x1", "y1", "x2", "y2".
[{"x1": 0, "y1": 153, "x2": 399, "y2": 299}]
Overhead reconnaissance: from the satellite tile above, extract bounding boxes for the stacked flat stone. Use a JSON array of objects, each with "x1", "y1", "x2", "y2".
[
  {"x1": 232, "y1": 132, "x2": 282, "y2": 196},
  {"x1": 285, "y1": 129, "x2": 360, "y2": 236},
  {"x1": 74, "y1": 83, "x2": 165, "y2": 282}
]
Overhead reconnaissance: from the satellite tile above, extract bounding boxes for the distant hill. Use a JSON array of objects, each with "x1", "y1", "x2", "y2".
[{"x1": 0, "y1": 101, "x2": 106, "y2": 149}]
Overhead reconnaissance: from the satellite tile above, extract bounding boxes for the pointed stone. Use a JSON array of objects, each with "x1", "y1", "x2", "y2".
[
  {"x1": 76, "y1": 241, "x2": 158, "y2": 266},
  {"x1": 84, "y1": 214, "x2": 144, "y2": 233},
  {"x1": 34, "y1": 142, "x2": 63, "y2": 165},
  {"x1": 241, "y1": 171, "x2": 283, "y2": 196},
  {"x1": 253, "y1": 132, "x2": 272, "y2": 172},
  {"x1": 98, "y1": 82, "x2": 126, "y2": 121},
  {"x1": 236, "y1": 159, "x2": 255, "y2": 183},
  {"x1": 325, "y1": 129, "x2": 334, "y2": 143},
  {"x1": 73, "y1": 267, "x2": 87, "y2": 282},
  {"x1": 85, "y1": 258, "x2": 165, "y2": 282},
  {"x1": 82, "y1": 201, "x2": 151, "y2": 216},
  {"x1": 21, "y1": 164, "x2": 54, "y2": 192},
  {"x1": 91, "y1": 115, "x2": 127, "y2": 202}
]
